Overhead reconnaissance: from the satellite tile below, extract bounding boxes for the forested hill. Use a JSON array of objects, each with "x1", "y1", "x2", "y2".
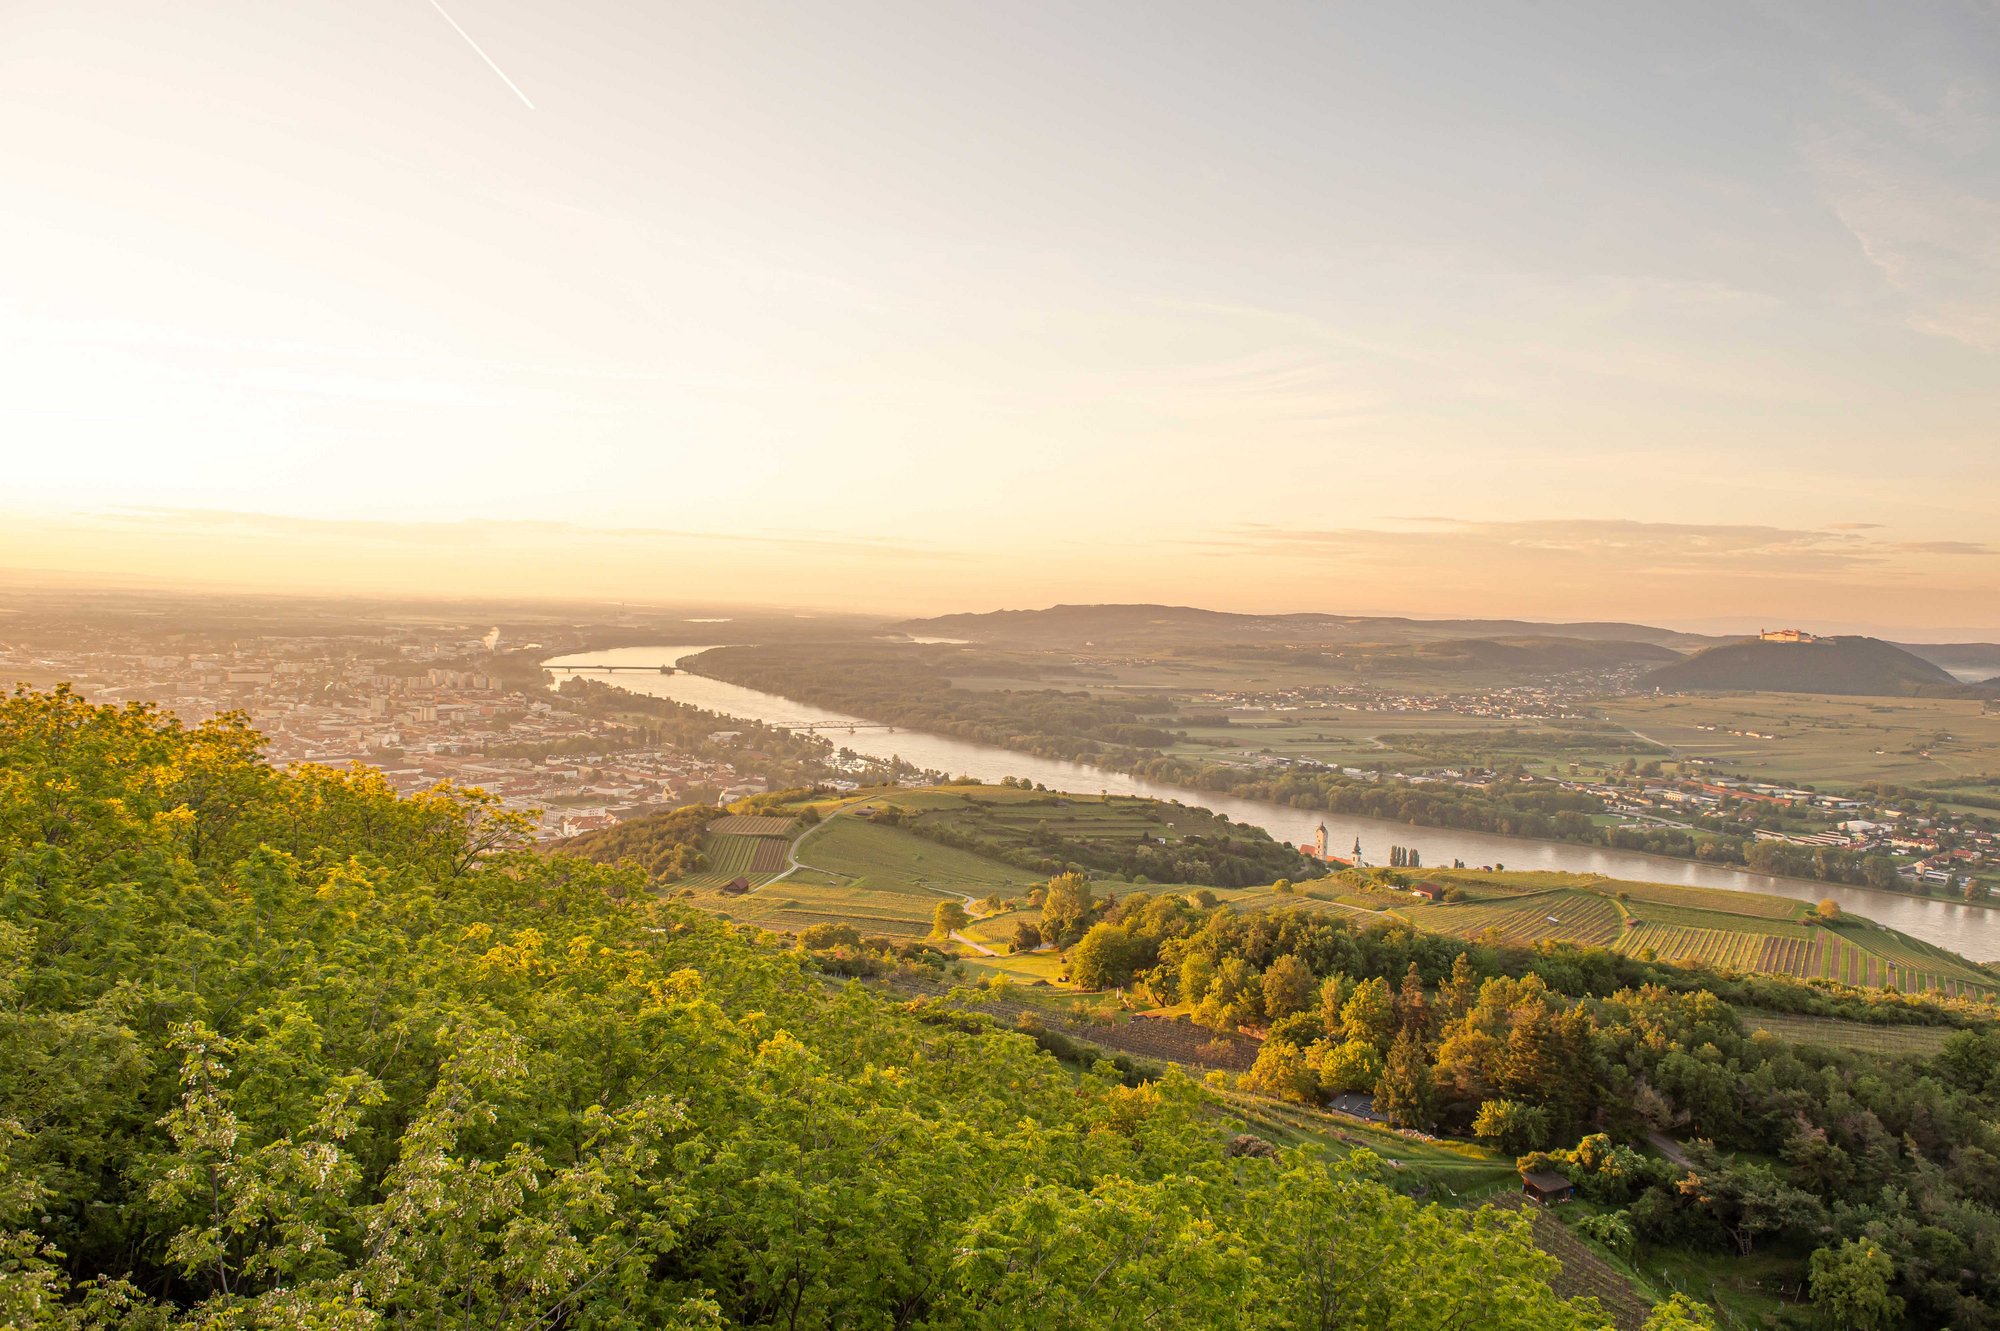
[
  {"x1": 1642, "y1": 636, "x2": 1960, "y2": 696},
  {"x1": 895, "y1": 603, "x2": 1720, "y2": 649},
  {"x1": 0, "y1": 685, "x2": 1613, "y2": 1331}
]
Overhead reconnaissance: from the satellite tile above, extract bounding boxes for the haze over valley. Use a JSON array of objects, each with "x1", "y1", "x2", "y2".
[{"x1": 10, "y1": 4, "x2": 2000, "y2": 1329}]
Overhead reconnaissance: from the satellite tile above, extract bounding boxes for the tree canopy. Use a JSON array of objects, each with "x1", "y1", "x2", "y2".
[{"x1": 0, "y1": 687, "x2": 1611, "y2": 1330}]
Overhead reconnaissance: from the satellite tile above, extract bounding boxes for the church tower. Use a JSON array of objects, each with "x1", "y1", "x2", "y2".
[{"x1": 1314, "y1": 821, "x2": 1330, "y2": 859}]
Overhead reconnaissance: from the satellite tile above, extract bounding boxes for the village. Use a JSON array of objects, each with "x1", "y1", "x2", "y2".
[{"x1": 0, "y1": 629, "x2": 777, "y2": 840}]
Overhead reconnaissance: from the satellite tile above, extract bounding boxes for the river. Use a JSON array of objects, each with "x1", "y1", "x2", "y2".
[{"x1": 545, "y1": 645, "x2": 2000, "y2": 961}]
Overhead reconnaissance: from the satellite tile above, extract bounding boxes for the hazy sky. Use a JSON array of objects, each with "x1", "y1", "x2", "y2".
[{"x1": 4, "y1": 2, "x2": 1998, "y2": 633}]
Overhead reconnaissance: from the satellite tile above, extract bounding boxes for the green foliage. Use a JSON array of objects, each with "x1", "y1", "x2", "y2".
[
  {"x1": 0, "y1": 686, "x2": 1609, "y2": 1330},
  {"x1": 1640, "y1": 1293, "x2": 1718, "y2": 1330},
  {"x1": 932, "y1": 898, "x2": 971, "y2": 937},
  {"x1": 1809, "y1": 1239, "x2": 1904, "y2": 1330},
  {"x1": 565, "y1": 801, "x2": 719, "y2": 881}
]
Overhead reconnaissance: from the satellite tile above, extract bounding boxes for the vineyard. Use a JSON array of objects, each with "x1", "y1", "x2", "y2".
[
  {"x1": 1402, "y1": 889, "x2": 1626, "y2": 947},
  {"x1": 707, "y1": 814, "x2": 799, "y2": 837},
  {"x1": 676, "y1": 833, "x2": 786, "y2": 888},
  {"x1": 1738, "y1": 1010, "x2": 1961, "y2": 1056},
  {"x1": 1379, "y1": 875, "x2": 1998, "y2": 999}
]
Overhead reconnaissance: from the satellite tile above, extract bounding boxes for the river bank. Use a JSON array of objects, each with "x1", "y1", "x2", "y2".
[{"x1": 543, "y1": 645, "x2": 2000, "y2": 962}]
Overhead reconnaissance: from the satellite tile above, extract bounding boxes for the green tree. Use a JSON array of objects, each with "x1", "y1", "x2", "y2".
[
  {"x1": 932, "y1": 899, "x2": 970, "y2": 937},
  {"x1": 1808, "y1": 1239, "x2": 1903, "y2": 1331},
  {"x1": 1261, "y1": 954, "x2": 1317, "y2": 1021},
  {"x1": 1242, "y1": 1040, "x2": 1319, "y2": 1104},
  {"x1": 1472, "y1": 1099, "x2": 1551, "y2": 1154},
  {"x1": 1039, "y1": 872, "x2": 1096, "y2": 943},
  {"x1": 1311, "y1": 1039, "x2": 1386, "y2": 1095},
  {"x1": 1641, "y1": 1293, "x2": 1718, "y2": 1330},
  {"x1": 1374, "y1": 1029, "x2": 1436, "y2": 1129},
  {"x1": 1341, "y1": 977, "x2": 1395, "y2": 1048},
  {"x1": 1069, "y1": 922, "x2": 1146, "y2": 989}
]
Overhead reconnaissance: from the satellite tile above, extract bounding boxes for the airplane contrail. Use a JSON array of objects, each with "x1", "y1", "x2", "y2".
[{"x1": 424, "y1": 0, "x2": 536, "y2": 109}]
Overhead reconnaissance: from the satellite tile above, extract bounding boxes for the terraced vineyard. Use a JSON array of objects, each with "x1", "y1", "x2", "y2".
[
  {"x1": 1739, "y1": 1010, "x2": 1962, "y2": 1056},
  {"x1": 1366, "y1": 873, "x2": 1998, "y2": 999},
  {"x1": 676, "y1": 832, "x2": 785, "y2": 888},
  {"x1": 1402, "y1": 889, "x2": 1626, "y2": 947}
]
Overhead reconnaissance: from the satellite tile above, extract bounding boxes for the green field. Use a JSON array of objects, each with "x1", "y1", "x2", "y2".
[
  {"x1": 683, "y1": 813, "x2": 1036, "y2": 940},
  {"x1": 799, "y1": 815, "x2": 1039, "y2": 895},
  {"x1": 1602, "y1": 692, "x2": 2000, "y2": 792}
]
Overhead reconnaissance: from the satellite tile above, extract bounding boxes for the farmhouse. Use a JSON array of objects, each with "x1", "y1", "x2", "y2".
[
  {"x1": 719, "y1": 876, "x2": 752, "y2": 896},
  {"x1": 1410, "y1": 881, "x2": 1446, "y2": 902},
  {"x1": 1521, "y1": 1170, "x2": 1575, "y2": 1205}
]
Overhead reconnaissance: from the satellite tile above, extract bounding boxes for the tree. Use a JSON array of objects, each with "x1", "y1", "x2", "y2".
[
  {"x1": 1816, "y1": 898, "x2": 1841, "y2": 921},
  {"x1": 1010, "y1": 920, "x2": 1043, "y2": 953},
  {"x1": 1438, "y1": 951, "x2": 1480, "y2": 1023},
  {"x1": 1641, "y1": 1293, "x2": 1718, "y2": 1330},
  {"x1": 1573, "y1": 1211, "x2": 1634, "y2": 1258},
  {"x1": 1808, "y1": 1239, "x2": 1902, "y2": 1330},
  {"x1": 1261, "y1": 954, "x2": 1316, "y2": 1021},
  {"x1": 1068, "y1": 922, "x2": 1146, "y2": 989},
  {"x1": 1311, "y1": 1039, "x2": 1385, "y2": 1094},
  {"x1": 1040, "y1": 872, "x2": 1096, "y2": 943},
  {"x1": 1375, "y1": 1028, "x2": 1436, "y2": 1129},
  {"x1": 1340, "y1": 977, "x2": 1395, "y2": 1048},
  {"x1": 1242, "y1": 1039, "x2": 1318, "y2": 1104},
  {"x1": 931, "y1": 899, "x2": 969, "y2": 937},
  {"x1": 1472, "y1": 1099, "x2": 1550, "y2": 1154},
  {"x1": 1395, "y1": 962, "x2": 1430, "y2": 1037}
]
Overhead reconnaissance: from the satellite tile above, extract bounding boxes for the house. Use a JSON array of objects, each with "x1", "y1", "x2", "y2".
[
  {"x1": 1410, "y1": 882, "x2": 1445, "y2": 902},
  {"x1": 1521, "y1": 1170, "x2": 1575, "y2": 1205},
  {"x1": 719, "y1": 876, "x2": 752, "y2": 896}
]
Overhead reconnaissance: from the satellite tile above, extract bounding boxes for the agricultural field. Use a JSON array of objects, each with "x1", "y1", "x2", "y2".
[
  {"x1": 1400, "y1": 888, "x2": 1627, "y2": 948},
  {"x1": 706, "y1": 813, "x2": 798, "y2": 837},
  {"x1": 1318, "y1": 870, "x2": 2000, "y2": 999},
  {"x1": 1737, "y1": 1010, "x2": 1963, "y2": 1056},
  {"x1": 798, "y1": 816, "x2": 1036, "y2": 896},
  {"x1": 676, "y1": 833, "x2": 787, "y2": 888},
  {"x1": 682, "y1": 813, "x2": 1038, "y2": 940},
  {"x1": 1601, "y1": 692, "x2": 2000, "y2": 793}
]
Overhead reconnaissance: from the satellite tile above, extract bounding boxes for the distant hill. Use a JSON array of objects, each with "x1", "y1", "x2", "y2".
[
  {"x1": 1900, "y1": 642, "x2": 2000, "y2": 682},
  {"x1": 1362, "y1": 636, "x2": 1680, "y2": 673},
  {"x1": 1642, "y1": 636, "x2": 1960, "y2": 696},
  {"x1": 894, "y1": 603, "x2": 1722, "y2": 650}
]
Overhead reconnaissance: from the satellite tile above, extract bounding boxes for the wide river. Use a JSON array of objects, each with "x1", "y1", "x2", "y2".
[{"x1": 547, "y1": 645, "x2": 2000, "y2": 961}]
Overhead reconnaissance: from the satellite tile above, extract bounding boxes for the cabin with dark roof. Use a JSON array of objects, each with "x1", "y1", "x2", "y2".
[
  {"x1": 1521, "y1": 1170, "x2": 1575, "y2": 1205},
  {"x1": 720, "y1": 876, "x2": 752, "y2": 896}
]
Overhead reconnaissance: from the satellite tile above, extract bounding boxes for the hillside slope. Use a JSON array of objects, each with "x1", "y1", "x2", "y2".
[
  {"x1": 1643, "y1": 635, "x2": 1959, "y2": 696},
  {"x1": 0, "y1": 687, "x2": 1611, "y2": 1331}
]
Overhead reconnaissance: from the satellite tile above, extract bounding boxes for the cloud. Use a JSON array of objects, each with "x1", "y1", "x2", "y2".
[
  {"x1": 1808, "y1": 75, "x2": 2000, "y2": 351},
  {"x1": 1892, "y1": 539, "x2": 1995, "y2": 556},
  {"x1": 64, "y1": 507, "x2": 963, "y2": 561},
  {"x1": 1214, "y1": 517, "x2": 1972, "y2": 579}
]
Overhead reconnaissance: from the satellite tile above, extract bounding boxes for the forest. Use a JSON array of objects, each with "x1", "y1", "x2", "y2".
[
  {"x1": 0, "y1": 686, "x2": 1628, "y2": 1329},
  {"x1": 1057, "y1": 893, "x2": 2000, "y2": 1328}
]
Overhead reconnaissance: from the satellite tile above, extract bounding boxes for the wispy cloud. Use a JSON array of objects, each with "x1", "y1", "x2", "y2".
[
  {"x1": 1808, "y1": 74, "x2": 2000, "y2": 350},
  {"x1": 1213, "y1": 518, "x2": 1983, "y2": 579},
  {"x1": 72, "y1": 508, "x2": 964, "y2": 561}
]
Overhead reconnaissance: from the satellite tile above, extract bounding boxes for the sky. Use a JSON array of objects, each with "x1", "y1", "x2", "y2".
[{"x1": 3, "y1": 1, "x2": 1998, "y2": 635}]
